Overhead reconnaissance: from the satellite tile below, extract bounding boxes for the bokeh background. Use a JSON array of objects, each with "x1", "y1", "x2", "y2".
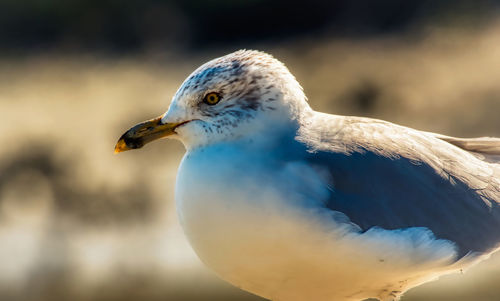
[{"x1": 1, "y1": 1, "x2": 500, "y2": 300}]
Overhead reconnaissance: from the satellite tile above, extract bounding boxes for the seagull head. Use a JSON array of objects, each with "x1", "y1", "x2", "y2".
[{"x1": 115, "y1": 50, "x2": 309, "y2": 152}]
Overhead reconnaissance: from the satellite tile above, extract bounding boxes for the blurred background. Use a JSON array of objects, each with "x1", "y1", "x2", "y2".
[{"x1": 1, "y1": 1, "x2": 500, "y2": 300}]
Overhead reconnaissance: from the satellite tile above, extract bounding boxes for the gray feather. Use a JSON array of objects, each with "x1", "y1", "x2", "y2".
[
  {"x1": 296, "y1": 114, "x2": 500, "y2": 259},
  {"x1": 432, "y1": 134, "x2": 500, "y2": 163},
  {"x1": 434, "y1": 135, "x2": 500, "y2": 155}
]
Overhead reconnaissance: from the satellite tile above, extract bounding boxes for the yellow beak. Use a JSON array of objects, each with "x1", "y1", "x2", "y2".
[{"x1": 114, "y1": 116, "x2": 185, "y2": 153}]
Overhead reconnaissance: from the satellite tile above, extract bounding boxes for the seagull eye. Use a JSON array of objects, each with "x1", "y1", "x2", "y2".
[{"x1": 204, "y1": 92, "x2": 221, "y2": 105}]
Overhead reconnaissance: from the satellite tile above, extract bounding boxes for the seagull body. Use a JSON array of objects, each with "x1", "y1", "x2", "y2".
[{"x1": 116, "y1": 50, "x2": 500, "y2": 301}]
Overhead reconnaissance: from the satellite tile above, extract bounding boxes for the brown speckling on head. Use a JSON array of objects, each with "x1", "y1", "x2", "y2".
[{"x1": 163, "y1": 50, "x2": 310, "y2": 148}]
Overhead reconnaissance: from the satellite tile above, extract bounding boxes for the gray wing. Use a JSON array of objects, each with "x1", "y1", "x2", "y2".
[{"x1": 297, "y1": 114, "x2": 500, "y2": 258}]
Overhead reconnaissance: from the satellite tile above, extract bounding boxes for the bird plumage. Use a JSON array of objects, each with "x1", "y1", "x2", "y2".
[
  {"x1": 298, "y1": 114, "x2": 500, "y2": 258},
  {"x1": 117, "y1": 50, "x2": 500, "y2": 301}
]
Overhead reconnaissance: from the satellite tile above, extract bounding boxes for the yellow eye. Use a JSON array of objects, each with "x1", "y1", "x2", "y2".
[{"x1": 204, "y1": 92, "x2": 221, "y2": 105}]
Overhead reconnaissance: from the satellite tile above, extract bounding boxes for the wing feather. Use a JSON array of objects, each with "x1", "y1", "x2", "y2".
[{"x1": 297, "y1": 113, "x2": 500, "y2": 258}]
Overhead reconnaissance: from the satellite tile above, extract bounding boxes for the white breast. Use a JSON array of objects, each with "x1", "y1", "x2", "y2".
[{"x1": 174, "y1": 143, "x2": 467, "y2": 301}]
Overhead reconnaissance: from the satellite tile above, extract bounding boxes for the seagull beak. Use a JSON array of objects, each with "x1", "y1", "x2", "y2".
[{"x1": 114, "y1": 116, "x2": 185, "y2": 153}]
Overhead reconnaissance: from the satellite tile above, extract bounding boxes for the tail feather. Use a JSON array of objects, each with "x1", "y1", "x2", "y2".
[
  {"x1": 436, "y1": 135, "x2": 500, "y2": 155},
  {"x1": 432, "y1": 134, "x2": 500, "y2": 163}
]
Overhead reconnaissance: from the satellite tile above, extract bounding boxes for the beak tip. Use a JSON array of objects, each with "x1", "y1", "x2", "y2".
[{"x1": 114, "y1": 138, "x2": 131, "y2": 154}]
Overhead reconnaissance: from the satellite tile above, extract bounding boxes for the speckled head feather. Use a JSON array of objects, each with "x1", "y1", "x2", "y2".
[{"x1": 162, "y1": 50, "x2": 310, "y2": 149}]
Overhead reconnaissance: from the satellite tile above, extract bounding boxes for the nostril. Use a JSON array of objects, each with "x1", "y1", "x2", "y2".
[{"x1": 124, "y1": 136, "x2": 144, "y2": 149}]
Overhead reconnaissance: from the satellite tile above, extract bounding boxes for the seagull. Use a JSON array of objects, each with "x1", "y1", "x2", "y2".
[{"x1": 115, "y1": 50, "x2": 500, "y2": 301}]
